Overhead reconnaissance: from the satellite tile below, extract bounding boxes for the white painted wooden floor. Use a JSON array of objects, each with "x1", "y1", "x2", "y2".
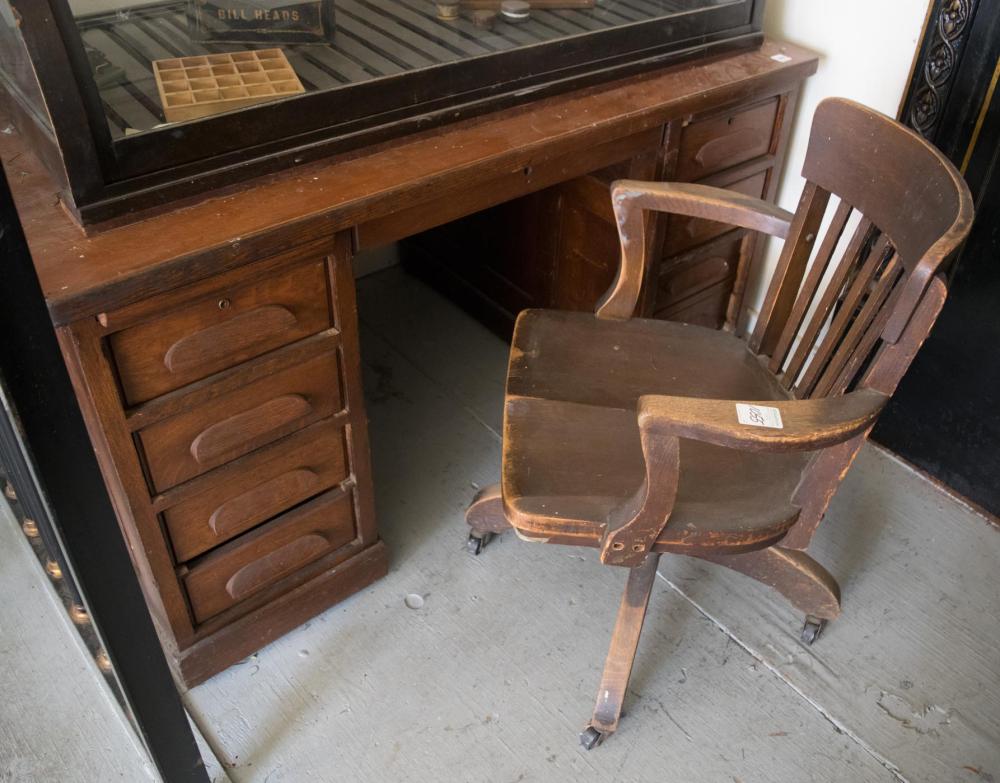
[
  {"x1": 0, "y1": 499, "x2": 157, "y2": 782},
  {"x1": 3, "y1": 265, "x2": 999, "y2": 782}
]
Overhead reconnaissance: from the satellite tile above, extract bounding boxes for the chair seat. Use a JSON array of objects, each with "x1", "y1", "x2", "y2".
[{"x1": 502, "y1": 310, "x2": 809, "y2": 553}]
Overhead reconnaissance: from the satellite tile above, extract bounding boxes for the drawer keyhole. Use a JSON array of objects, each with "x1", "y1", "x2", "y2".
[{"x1": 218, "y1": 298, "x2": 232, "y2": 310}]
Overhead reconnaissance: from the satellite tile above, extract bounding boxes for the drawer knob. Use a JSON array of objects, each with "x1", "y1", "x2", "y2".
[
  {"x1": 190, "y1": 393, "x2": 313, "y2": 465},
  {"x1": 208, "y1": 468, "x2": 322, "y2": 537},
  {"x1": 225, "y1": 533, "x2": 330, "y2": 601},
  {"x1": 163, "y1": 304, "x2": 298, "y2": 376}
]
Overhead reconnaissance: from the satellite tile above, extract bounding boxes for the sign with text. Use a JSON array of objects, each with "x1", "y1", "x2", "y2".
[{"x1": 189, "y1": 1, "x2": 334, "y2": 43}]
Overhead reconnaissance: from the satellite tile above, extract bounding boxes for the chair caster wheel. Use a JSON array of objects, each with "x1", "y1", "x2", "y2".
[
  {"x1": 801, "y1": 615, "x2": 826, "y2": 645},
  {"x1": 579, "y1": 725, "x2": 606, "y2": 750},
  {"x1": 467, "y1": 532, "x2": 493, "y2": 555}
]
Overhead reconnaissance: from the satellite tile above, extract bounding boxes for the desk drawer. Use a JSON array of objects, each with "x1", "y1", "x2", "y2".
[
  {"x1": 664, "y1": 169, "x2": 768, "y2": 255},
  {"x1": 675, "y1": 98, "x2": 779, "y2": 181},
  {"x1": 184, "y1": 489, "x2": 356, "y2": 623},
  {"x1": 659, "y1": 235, "x2": 742, "y2": 305},
  {"x1": 164, "y1": 420, "x2": 350, "y2": 562},
  {"x1": 138, "y1": 349, "x2": 343, "y2": 492},
  {"x1": 655, "y1": 278, "x2": 733, "y2": 328},
  {"x1": 111, "y1": 261, "x2": 332, "y2": 405}
]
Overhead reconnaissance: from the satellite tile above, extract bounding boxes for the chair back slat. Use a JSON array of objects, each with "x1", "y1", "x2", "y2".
[
  {"x1": 777, "y1": 218, "x2": 878, "y2": 391},
  {"x1": 767, "y1": 198, "x2": 854, "y2": 374},
  {"x1": 809, "y1": 255, "x2": 903, "y2": 398},
  {"x1": 748, "y1": 182, "x2": 831, "y2": 356},
  {"x1": 750, "y1": 98, "x2": 973, "y2": 401},
  {"x1": 793, "y1": 239, "x2": 894, "y2": 397},
  {"x1": 824, "y1": 277, "x2": 906, "y2": 397}
]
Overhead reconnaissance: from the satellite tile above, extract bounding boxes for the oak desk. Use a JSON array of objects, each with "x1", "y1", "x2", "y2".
[{"x1": 0, "y1": 39, "x2": 816, "y2": 686}]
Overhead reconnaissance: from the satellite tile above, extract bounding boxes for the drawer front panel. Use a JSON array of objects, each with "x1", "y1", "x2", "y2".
[
  {"x1": 655, "y1": 278, "x2": 733, "y2": 329},
  {"x1": 675, "y1": 98, "x2": 779, "y2": 181},
  {"x1": 664, "y1": 170, "x2": 768, "y2": 255},
  {"x1": 164, "y1": 420, "x2": 350, "y2": 562},
  {"x1": 138, "y1": 350, "x2": 343, "y2": 491},
  {"x1": 111, "y1": 261, "x2": 332, "y2": 405},
  {"x1": 659, "y1": 236, "x2": 742, "y2": 306},
  {"x1": 184, "y1": 489, "x2": 357, "y2": 623}
]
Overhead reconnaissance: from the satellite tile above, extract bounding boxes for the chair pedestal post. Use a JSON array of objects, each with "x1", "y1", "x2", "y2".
[{"x1": 582, "y1": 552, "x2": 661, "y2": 748}]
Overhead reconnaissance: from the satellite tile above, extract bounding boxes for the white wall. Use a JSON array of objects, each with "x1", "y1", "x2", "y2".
[{"x1": 741, "y1": 0, "x2": 932, "y2": 330}]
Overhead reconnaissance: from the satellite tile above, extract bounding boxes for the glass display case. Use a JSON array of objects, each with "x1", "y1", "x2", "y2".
[{"x1": 0, "y1": 0, "x2": 763, "y2": 224}]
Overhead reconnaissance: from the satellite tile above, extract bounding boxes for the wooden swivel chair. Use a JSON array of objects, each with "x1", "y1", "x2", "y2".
[{"x1": 464, "y1": 98, "x2": 974, "y2": 748}]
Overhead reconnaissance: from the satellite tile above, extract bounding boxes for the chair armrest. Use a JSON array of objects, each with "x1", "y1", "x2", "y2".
[
  {"x1": 599, "y1": 388, "x2": 887, "y2": 567},
  {"x1": 595, "y1": 181, "x2": 796, "y2": 320},
  {"x1": 637, "y1": 387, "x2": 889, "y2": 452}
]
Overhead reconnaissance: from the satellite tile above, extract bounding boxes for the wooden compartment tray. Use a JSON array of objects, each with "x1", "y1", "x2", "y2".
[{"x1": 153, "y1": 48, "x2": 305, "y2": 123}]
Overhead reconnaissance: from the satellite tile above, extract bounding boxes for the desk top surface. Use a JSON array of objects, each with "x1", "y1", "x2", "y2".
[{"x1": 0, "y1": 39, "x2": 816, "y2": 326}]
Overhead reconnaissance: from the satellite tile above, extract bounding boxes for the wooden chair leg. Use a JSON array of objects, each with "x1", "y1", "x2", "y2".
[
  {"x1": 696, "y1": 545, "x2": 841, "y2": 643},
  {"x1": 582, "y1": 552, "x2": 661, "y2": 749},
  {"x1": 465, "y1": 483, "x2": 510, "y2": 554}
]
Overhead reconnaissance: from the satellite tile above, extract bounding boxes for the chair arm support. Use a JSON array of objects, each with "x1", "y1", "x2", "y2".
[
  {"x1": 600, "y1": 424, "x2": 680, "y2": 567},
  {"x1": 599, "y1": 388, "x2": 888, "y2": 567},
  {"x1": 595, "y1": 181, "x2": 796, "y2": 320},
  {"x1": 637, "y1": 387, "x2": 889, "y2": 453}
]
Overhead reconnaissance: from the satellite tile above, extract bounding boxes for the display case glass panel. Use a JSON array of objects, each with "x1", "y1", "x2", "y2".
[
  {"x1": 0, "y1": 0, "x2": 764, "y2": 223},
  {"x1": 68, "y1": 0, "x2": 740, "y2": 137}
]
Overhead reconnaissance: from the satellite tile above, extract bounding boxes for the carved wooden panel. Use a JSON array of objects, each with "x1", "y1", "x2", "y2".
[{"x1": 903, "y1": 0, "x2": 979, "y2": 141}]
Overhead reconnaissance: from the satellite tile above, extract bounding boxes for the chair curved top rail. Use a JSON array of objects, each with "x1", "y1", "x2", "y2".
[
  {"x1": 799, "y1": 97, "x2": 974, "y2": 344},
  {"x1": 740, "y1": 97, "x2": 973, "y2": 398}
]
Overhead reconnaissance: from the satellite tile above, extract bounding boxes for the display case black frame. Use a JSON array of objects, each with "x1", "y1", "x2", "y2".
[{"x1": 3, "y1": 0, "x2": 763, "y2": 225}]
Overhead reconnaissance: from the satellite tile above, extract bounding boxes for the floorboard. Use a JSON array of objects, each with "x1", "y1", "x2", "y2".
[
  {"x1": 356, "y1": 264, "x2": 508, "y2": 434},
  {"x1": 657, "y1": 444, "x2": 1000, "y2": 783}
]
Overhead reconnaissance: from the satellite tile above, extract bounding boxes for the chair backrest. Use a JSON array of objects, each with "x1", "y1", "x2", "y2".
[{"x1": 748, "y1": 98, "x2": 973, "y2": 400}]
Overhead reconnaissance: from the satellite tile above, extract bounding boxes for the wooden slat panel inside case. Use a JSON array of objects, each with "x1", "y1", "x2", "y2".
[{"x1": 154, "y1": 49, "x2": 306, "y2": 124}]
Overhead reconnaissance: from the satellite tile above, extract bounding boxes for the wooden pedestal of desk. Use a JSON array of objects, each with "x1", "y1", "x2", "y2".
[
  {"x1": 1, "y1": 40, "x2": 816, "y2": 688},
  {"x1": 402, "y1": 85, "x2": 799, "y2": 333},
  {"x1": 56, "y1": 234, "x2": 385, "y2": 687}
]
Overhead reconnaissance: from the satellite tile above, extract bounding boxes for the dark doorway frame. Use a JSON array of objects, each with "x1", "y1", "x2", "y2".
[{"x1": 874, "y1": 0, "x2": 1000, "y2": 516}]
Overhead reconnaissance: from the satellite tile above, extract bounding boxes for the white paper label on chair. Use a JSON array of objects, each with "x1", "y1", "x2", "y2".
[{"x1": 736, "y1": 403, "x2": 784, "y2": 429}]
